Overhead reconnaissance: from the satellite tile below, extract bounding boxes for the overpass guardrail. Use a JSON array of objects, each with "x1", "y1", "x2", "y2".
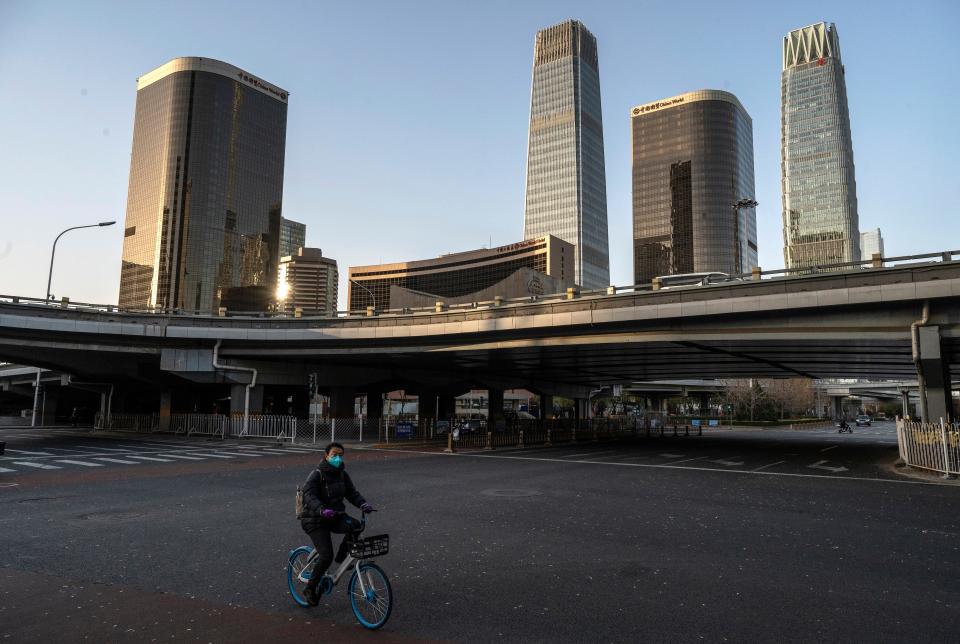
[
  {"x1": 2, "y1": 248, "x2": 957, "y2": 320},
  {"x1": 896, "y1": 417, "x2": 960, "y2": 478}
]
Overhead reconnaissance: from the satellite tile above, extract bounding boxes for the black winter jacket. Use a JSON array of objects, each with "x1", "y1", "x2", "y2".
[{"x1": 300, "y1": 459, "x2": 366, "y2": 533}]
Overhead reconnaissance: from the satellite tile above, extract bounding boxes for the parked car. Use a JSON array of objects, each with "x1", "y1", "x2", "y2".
[
  {"x1": 875, "y1": 412, "x2": 888, "y2": 421},
  {"x1": 855, "y1": 415, "x2": 872, "y2": 426}
]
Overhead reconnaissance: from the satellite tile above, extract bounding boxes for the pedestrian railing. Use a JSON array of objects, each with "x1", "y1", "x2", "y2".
[
  {"x1": 230, "y1": 414, "x2": 297, "y2": 441},
  {"x1": 94, "y1": 412, "x2": 159, "y2": 432},
  {"x1": 171, "y1": 413, "x2": 227, "y2": 438},
  {"x1": 896, "y1": 417, "x2": 960, "y2": 478}
]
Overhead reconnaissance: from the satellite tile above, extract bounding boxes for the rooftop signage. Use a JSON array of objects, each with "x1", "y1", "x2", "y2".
[
  {"x1": 632, "y1": 96, "x2": 685, "y2": 116},
  {"x1": 237, "y1": 71, "x2": 288, "y2": 102}
]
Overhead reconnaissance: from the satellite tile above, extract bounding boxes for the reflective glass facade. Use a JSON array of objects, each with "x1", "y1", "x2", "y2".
[
  {"x1": 631, "y1": 90, "x2": 757, "y2": 284},
  {"x1": 523, "y1": 20, "x2": 609, "y2": 289},
  {"x1": 781, "y1": 22, "x2": 859, "y2": 269},
  {"x1": 119, "y1": 57, "x2": 288, "y2": 313},
  {"x1": 348, "y1": 236, "x2": 574, "y2": 311},
  {"x1": 279, "y1": 218, "x2": 306, "y2": 258}
]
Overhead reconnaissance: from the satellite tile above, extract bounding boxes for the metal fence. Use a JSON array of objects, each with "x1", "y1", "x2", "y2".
[
  {"x1": 94, "y1": 412, "x2": 159, "y2": 432},
  {"x1": 170, "y1": 413, "x2": 228, "y2": 438},
  {"x1": 896, "y1": 418, "x2": 960, "y2": 478},
  {"x1": 231, "y1": 414, "x2": 297, "y2": 441}
]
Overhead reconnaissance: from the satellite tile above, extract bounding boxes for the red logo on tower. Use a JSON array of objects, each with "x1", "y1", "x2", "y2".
[{"x1": 817, "y1": 57, "x2": 826, "y2": 66}]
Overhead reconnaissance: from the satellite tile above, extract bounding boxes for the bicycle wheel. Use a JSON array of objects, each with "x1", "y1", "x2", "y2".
[
  {"x1": 348, "y1": 562, "x2": 393, "y2": 629},
  {"x1": 287, "y1": 546, "x2": 314, "y2": 607}
]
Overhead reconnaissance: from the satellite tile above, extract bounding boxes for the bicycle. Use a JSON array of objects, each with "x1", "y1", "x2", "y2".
[{"x1": 287, "y1": 512, "x2": 393, "y2": 629}]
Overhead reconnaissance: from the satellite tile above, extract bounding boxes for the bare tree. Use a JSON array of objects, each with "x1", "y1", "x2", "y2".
[
  {"x1": 764, "y1": 378, "x2": 816, "y2": 419},
  {"x1": 723, "y1": 379, "x2": 765, "y2": 421}
]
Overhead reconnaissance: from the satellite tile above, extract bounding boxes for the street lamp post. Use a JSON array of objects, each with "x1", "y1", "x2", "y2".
[
  {"x1": 32, "y1": 220, "x2": 116, "y2": 427},
  {"x1": 349, "y1": 279, "x2": 377, "y2": 313}
]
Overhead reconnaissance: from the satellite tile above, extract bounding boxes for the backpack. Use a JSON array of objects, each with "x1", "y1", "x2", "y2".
[{"x1": 295, "y1": 469, "x2": 324, "y2": 519}]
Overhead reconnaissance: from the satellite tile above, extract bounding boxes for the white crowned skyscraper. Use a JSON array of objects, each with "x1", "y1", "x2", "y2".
[
  {"x1": 523, "y1": 19, "x2": 609, "y2": 288},
  {"x1": 781, "y1": 22, "x2": 860, "y2": 269}
]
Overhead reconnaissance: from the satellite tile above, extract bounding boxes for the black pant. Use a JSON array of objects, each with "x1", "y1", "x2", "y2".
[{"x1": 306, "y1": 515, "x2": 359, "y2": 588}]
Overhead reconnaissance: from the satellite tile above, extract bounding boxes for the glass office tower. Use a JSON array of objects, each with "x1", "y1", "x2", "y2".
[
  {"x1": 631, "y1": 90, "x2": 757, "y2": 284},
  {"x1": 523, "y1": 19, "x2": 610, "y2": 289},
  {"x1": 781, "y1": 22, "x2": 859, "y2": 269},
  {"x1": 118, "y1": 57, "x2": 288, "y2": 313},
  {"x1": 279, "y1": 218, "x2": 307, "y2": 258}
]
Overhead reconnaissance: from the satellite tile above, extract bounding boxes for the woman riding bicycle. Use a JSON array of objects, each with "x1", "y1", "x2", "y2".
[{"x1": 299, "y1": 442, "x2": 374, "y2": 606}]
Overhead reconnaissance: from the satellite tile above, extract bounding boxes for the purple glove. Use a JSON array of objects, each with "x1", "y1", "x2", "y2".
[
  {"x1": 320, "y1": 508, "x2": 337, "y2": 520},
  {"x1": 360, "y1": 503, "x2": 374, "y2": 514}
]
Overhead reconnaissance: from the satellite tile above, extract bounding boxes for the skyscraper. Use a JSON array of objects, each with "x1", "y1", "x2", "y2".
[
  {"x1": 631, "y1": 90, "x2": 758, "y2": 284},
  {"x1": 279, "y1": 218, "x2": 307, "y2": 258},
  {"x1": 523, "y1": 19, "x2": 609, "y2": 288},
  {"x1": 860, "y1": 228, "x2": 884, "y2": 259},
  {"x1": 781, "y1": 22, "x2": 860, "y2": 269},
  {"x1": 118, "y1": 57, "x2": 288, "y2": 313}
]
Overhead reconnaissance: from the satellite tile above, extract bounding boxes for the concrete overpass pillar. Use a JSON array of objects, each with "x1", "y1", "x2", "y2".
[
  {"x1": 231, "y1": 384, "x2": 264, "y2": 415},
  {"x1": 916, "y1": 325, "x2": 953, "y2": 423},
  {"x1": 438, "y1": 393, "x2": 457, "y2": 420},
  {"x1": 698, "y1": 393, "x2": 711, "y2": 416},
  {"x1": 329, "y1": 388, "x2": 356, "y2": 419},
  {"x1": 574, "y1": 398, "x2": 589, "y2": 423},
  {"x1": 364, "y1": 390, "x2": 384, "y2": 422},
  {"x1": 159, "y1": 391, "x2": 172, "y2": 431},
  {"x1": 899, "y1": 390, "x2": 911, "y2": 420},
  {"x1": 488, "y1": 388, "x2": 505, "y2": 427},
  {"x1": 540, "y1": 394, "x2": 554, "y2": 420},
  {"x1": 832, "y1": 396, "x2": 844, "y2": 420},
  {"x1": 418, "y1": 391, "x2": 438, "y2": 418}
]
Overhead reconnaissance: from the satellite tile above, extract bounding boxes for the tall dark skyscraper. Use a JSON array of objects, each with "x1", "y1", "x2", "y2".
[
  {"x1": 523, "y1": 19, "x2": 609, "y2": 289},
  {"x1": 118, "y1": 57, "x2": 288, "y2": 313},
  {"x1": 781, "y1": 22, "x2": 859, "y2": 269},
  {"x1": 631, "y1": 90, "x2": 757, "y2": 285}
]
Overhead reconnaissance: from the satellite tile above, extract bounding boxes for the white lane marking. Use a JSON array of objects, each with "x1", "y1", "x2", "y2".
[
  {"x1": 5, "y1": 449, "x2": 55, "y2": 456},
  {"x1": 752, "y1": 460, "x2": 787, "y2": 472},
  {"x1": 557, "y1": 452, "x2": 598, "y2": 459},
  {"x1": 56, "y1": 459, "x2": 104, "y2": 467},
  {"x1": 820, "y1": 445, "x2": 839, "y2": 452},
  {"x1": 212, "y1": 451, "x2": 265, "y2": 457},
  {"x1": 709, "y1": 458, "x2": 745, "y2": 467},
  {"x1": 668, "y1": 455, "x2": 710, "y2": 465},
  {"x1": 278, "y1": 448, "x2": 315, "y2": 453},
  {"x1": 126, "y1": 455, "x2": 174, "y2": 462},
  {"x1": 256, "y1": 449, "x2": 301, "y2": 455},
  {"x1": 0, "y1": 467, "x2": 16, "y2": 473},
  {"x1": 188, "y1": 453, "x2": 234, "y2": 459},
  {"x1": 365, "y1": 448, "x2": 950, "y2": 487},
  {"x1": 12, "y1": 461, "x2": 61, "y2": 470},
  {"x1": 93, "y1": 457, "x2": 141, "y2": 465},
  {"x1": 659, "y1": 453, "x2": 686, "y2": 458},
  {"x1": 158, "y1": 454, "x2": 206, "y2": 461},
  {"x1": 808, "y1": 460, "x2": 848, "y2": 473}
]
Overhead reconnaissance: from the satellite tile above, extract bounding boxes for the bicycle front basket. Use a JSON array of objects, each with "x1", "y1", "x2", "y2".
[{"x1": 350, "y1": 534, "x2": 389, "y2": 559}]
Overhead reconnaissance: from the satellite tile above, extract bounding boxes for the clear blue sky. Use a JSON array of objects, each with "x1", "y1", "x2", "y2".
[{"x1": 0, "y1": 0, "x2": 956, "y2": 309}]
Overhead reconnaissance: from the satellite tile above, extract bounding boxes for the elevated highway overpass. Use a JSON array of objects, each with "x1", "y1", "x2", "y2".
[{"x1": 1, "y1": 258, "x2": 958, "y2": 423}]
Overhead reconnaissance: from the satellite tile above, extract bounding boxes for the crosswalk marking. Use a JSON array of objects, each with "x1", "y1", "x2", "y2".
[
  {"x1": 257, "y1": 449, "x2": 300, "y2": 455},
  {"x1": 12, "y1": 461, "x2": 61, "y2": 470},
  {"x1": 189, "y1": 453, "x2": 234, "y2": 459},
  {"x1": 214, "y1": 451, "x2": 265, "y2": 457},
  {"x1": 93, "y1": 457, "x2": 141, "y2": 465},
  {"x1": 5, "y1": 449, "x2": 55, "y2": 456},
  {"x1": 56, "y1": 459, "x2": 104, "y2": 467},
  {"x1": 158, "y1": 453, "x2": 206, "y2": 461},
  {"x1": 127, "y1": 455, "x2": 174, "y2": 462},
  {"x1": 0, "y1": 467, "x2": 16, "y2": 473}
]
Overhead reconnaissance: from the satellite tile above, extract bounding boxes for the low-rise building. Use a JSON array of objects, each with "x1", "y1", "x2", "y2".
[
  {"x1": 347, "y1": 235, "x2": 575, "y2": 311},
  {"x1": 277, "y1": 247, "x2": 338, "y2": 316}
]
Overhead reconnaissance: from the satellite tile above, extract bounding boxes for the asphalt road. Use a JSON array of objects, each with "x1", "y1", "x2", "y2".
[{"x1": 1, "y1": 424, "x2": 959, "y2": 642}]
